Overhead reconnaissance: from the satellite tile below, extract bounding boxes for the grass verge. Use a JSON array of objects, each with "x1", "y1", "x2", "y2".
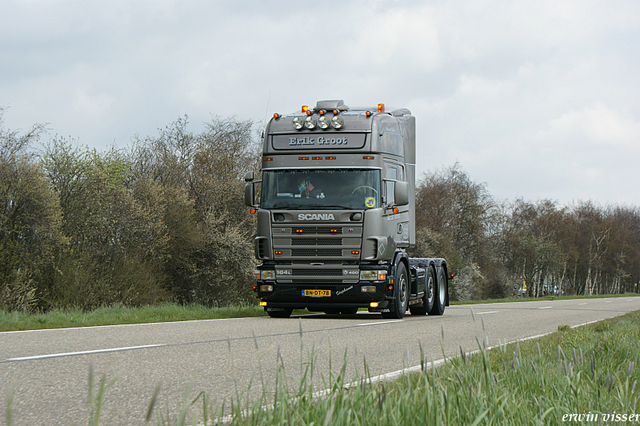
[
  {"x1": 1, "y1": 293, "x2": 638, "y2": 332},
  {"x1": 0, "y1": 303, "x2": 268, "y2": 332}
]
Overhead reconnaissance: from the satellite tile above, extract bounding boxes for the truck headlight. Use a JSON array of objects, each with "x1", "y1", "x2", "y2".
[
  {"x1": 260, "y1": 284, "x2": 274, "y2": 292},
  {"x1": 360, "y1": 270, "x2": 387, "y2": 281},
  {"x1": 361, "y1": 285, "x2": 376, "y2": 293},
  {"x1": 261, "y1": 270, "x2": 276, "y2": 280},
  {"x1": 331, "y1": 115, "x2": 344, "y2": 129}
]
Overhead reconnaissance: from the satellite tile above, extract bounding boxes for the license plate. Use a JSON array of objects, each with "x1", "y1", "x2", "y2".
[{"x1": 303, "y1": 289, "x2": 331, "y2": 297}]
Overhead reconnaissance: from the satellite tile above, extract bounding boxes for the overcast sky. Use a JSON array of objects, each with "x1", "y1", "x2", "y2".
[{"x1": 2, "y1": 0, "x2": 639, "y2": 206}]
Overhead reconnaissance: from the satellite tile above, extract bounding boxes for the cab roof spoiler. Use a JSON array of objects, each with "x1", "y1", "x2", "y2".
[{"x1": 315, "y1": 100, "x2": 348, "y2": 111}]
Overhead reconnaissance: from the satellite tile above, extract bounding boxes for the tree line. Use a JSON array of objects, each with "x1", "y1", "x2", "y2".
[
  {"x1": 411, "y1": 164, "x2": 640, "y2": 300},
  {"x1": 1, "y1": 108, "x2": 638, "y2": 311},
  {"x1": 1, "y1": 108, "x2": 258, "y2": 311}
]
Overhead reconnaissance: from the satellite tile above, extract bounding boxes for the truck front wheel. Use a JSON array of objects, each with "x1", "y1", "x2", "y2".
[{"x1": 383, "y1": 262, "x2": 409, "y2": 319}]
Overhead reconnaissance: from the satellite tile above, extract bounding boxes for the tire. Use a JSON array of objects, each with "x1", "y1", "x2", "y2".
[
  {"x1": 382, "y1": 262, "x2": 409, "y2": 319},
  {"x1": 267, "y1": 308, "x2": 293, "y2": 318},
  {"x1": 410, "y1": 266, "x2": 435, "y2": 316},
  {"x1": 428, "y1": 267, "x2": 447, "y2": 316}
]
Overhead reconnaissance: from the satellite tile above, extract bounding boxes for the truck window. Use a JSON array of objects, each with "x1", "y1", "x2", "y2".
[
  {"x1": 261, "y1": 169, "x2": 381, "y2": 210},
  {"x1": 385, "y1": 164, "x2": 401, "y2": 205}
]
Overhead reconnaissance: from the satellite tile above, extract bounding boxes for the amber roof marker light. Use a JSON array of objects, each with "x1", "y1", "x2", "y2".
[{"x1": 377, "y1": 103, "x2": 385, "y2": 113}]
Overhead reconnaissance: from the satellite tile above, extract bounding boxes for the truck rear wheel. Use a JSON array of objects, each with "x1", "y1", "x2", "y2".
[
  {"x1": 383, "y1": 262, "x2": 409, "y2": 319},
  {"x1": 267, "y1": 308, "x2": 293, "y2": 318},
  {"x1": 410, "y1": 266, "x2": 435, "y2": 316},
  {"x1": 428, "y1": 267, "x2": 447, "y2": 316}
]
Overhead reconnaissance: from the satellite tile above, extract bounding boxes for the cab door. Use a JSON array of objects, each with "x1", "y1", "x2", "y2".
[{"x1": 384, "y1": 162, "x2": 410, "y2": 246}]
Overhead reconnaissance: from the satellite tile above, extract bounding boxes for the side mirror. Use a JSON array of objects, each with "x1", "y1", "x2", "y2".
[
  {"x1": 245, "y1": 183, "x2": 255, "y2": 206},
  {"x1": 244, "y1": 171, "x2": 255, "y2": 182},
  {"x1": 394, "y1": 181, "x2": 409, "y2": 206}
]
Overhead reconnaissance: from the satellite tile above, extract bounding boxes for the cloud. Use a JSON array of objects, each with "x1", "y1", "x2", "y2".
[
  {"x1": 544, "y1": 103, "x2": 640, "y2": 147},
  {"x1": 1, "y1": 0, "x2": 639, "y2": 205}
]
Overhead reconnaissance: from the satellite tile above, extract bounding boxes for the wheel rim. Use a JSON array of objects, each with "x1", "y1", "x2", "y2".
[
  {"x1": 427, "y1": 275, "x2": 434, "y2": 304},
  {"x1": 399, "y1": 272, "x2": 407, "y2": 306}
]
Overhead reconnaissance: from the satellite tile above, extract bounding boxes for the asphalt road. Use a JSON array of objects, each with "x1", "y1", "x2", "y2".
[{"x1": 1, "y1": 297, "x2": 639, "y2": 425}]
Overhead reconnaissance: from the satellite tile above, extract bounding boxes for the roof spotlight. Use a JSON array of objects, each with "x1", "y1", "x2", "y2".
[
  {"x1": 304, "y1": 116, "x2": 317, "y2": 129},
  {"x1": 330, "y1": 115, "x2": 344, "y2": 129},
  {"x1": 292, "y1": 116, "x2": 304, "y2": 130},
  {"x1": 318, "y1": 115, "x2": 331, "y2": 129}
]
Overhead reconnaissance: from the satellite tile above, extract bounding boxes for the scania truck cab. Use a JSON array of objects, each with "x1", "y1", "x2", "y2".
[{"x1": 245, "y1": 100, "x2": 449, "y2": 318}]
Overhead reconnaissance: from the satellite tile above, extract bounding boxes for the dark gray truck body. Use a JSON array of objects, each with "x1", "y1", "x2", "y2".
[{"x1": 245, "y1": 100, "x2": 448, "y2": 318}]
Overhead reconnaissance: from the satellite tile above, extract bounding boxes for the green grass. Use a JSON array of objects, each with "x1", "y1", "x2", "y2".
[
  {"x1": 0, "y1": 303, "x2": 268, "y2": 332},
  {"x1": 1, "y1": 293, "x2": 638, "y2": 332}
]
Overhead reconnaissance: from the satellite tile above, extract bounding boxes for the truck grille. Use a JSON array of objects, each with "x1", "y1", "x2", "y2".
[
  {"x1": 271, "y1": 218, "x2": 362, "y2": 283},
  {"x1": 292, "y1": 238, "x2": 341, "y2": 246},
  {"x1": 292, "y1": 260, "x2": 343, "y2": 265},
  {"x1": 296, "y1": 227, "x2": 343, "y2": 234},
  {"x1": 293, "y1": 269, "x2": 343, "y2": 276},
  {"x1": 291, "y1": 249, "x2": 343, "y2": 257}
]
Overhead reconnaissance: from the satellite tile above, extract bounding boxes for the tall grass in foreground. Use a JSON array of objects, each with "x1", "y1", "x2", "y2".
[{"x1": 208, "y1": 312, "x2": 639, "y2": 425}]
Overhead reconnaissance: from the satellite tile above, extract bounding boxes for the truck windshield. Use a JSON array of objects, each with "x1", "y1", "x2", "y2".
[{"x1": 261, "y1": 169, "x2": 381, "y2": 210}]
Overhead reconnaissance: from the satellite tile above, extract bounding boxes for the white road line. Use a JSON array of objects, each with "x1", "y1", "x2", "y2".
[
  {"x1": 357, "y1": 320, "x2": 403, "y2": 327},
  {"x1": 477, "y1": 311, "x2": 499, "y2": 315},
  {"x1": 578, "y1": 303, "x2": 588, "y2": 305},
  {"x1": 538, "y1": 306, "x2": 552, "y2": 310},
  {"x1": 7, "y1": 344, "x2": 164, "y2": 362}
]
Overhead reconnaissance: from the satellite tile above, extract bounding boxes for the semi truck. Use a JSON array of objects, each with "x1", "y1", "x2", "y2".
[{"x1": 244, "y1": 100, "x2": 449, "y2": 319}]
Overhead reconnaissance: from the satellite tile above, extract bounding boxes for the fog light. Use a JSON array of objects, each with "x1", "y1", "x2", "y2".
[
  {"x1": 259, "y1": 301, "x2": 267, "y2": 306},
  {"x1": 361, "y1": 285, "x2": 376, "y2": 293},
  {"x1": 260, "y1": 284, "x2": 274, "y2": 292},
  {"x1": 370, "y1": 302, "x2": 379, "y2": 308}
]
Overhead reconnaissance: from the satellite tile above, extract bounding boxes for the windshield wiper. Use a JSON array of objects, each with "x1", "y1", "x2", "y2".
[{"x1": 304, "y1": 205, "x2": 350, "y2": 209}]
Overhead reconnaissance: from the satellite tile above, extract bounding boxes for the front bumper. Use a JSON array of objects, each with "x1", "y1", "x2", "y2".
[{"x1": 256, "y1": 281, "x2": 391, "y2": 311}]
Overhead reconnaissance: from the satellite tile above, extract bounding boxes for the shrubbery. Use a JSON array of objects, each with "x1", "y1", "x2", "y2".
[
  {"x1": 1, "y1": 109, "x2": 259, "y2": 311},
  {"x1": 1, "y1": 107, "x2": 639, "y2": 311}
]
